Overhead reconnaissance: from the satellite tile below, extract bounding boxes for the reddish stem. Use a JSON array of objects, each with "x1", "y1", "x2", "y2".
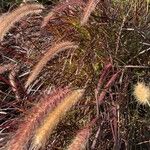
[{"x1": 98, "y1": 71, "x2": 121, "y2": 104}]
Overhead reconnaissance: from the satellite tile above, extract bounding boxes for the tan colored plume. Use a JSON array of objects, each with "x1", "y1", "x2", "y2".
[
  {"x1": 25, "y1": 41, "x2": 78, "y2": 89},
  {"x1": 41, "y1": 0, "x2": 85, "y2": 27},
  {"x1": 30, "y1": 89, "x2": 85, "y2": 150},
  {"x1": 67, "y1": 128, "x2": 90, "y2": 150},
  {"x1": 0, "y1": 63, "x2": 14, "y2": 74},
  {"x1": 133, "y1": 82, "x2": 150, "y2": 106},
  {"x1": 0, "y1": 3, "x2": 44, "y2": 41},
  {"x1": 7, "y1": 87, "x2": 70, "y2": 150},
  {"x1": 80, "y1": 0, "x2": 100, "y2": 26},
  {"x1": 67, "y1": 118, "x2": 97, "y2": 150},
  {"x1": 9, "y1": 66, "x2": 20, "y2": 100}
]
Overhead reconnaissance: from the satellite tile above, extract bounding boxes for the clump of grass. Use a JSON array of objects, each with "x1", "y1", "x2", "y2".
[
  {"x1": 9, "y1": 66, "x2": 20, "y2": 100},
  {"x1": 0, "y1": 0, "x2": 150, "y2": 149},
  {"x1": 0, "y1": 3, "x2": 44, "y2": 41},
  {"x1": 30, "y1": 89, "x2": 84, "y2": 150}
]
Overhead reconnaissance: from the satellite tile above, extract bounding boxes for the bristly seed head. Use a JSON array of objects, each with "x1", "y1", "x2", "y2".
[{"x1": 133, "y1": 82, "x2": 150, "y2": 106}]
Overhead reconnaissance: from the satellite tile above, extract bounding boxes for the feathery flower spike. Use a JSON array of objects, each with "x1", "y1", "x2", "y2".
[
  {"x1": 25, "y1": 41, "x2": 78, "y2": 89},
  {"x1": 0, "y1": 63, "x2": 14, "y2": 74},
  {"x1": 80, "y1": 0, "x2": 100, "y2": 26},
  {"x1": 67, "y1": 118, "x2": 97, "y2": 150},
  {"x1": 133, "y1": 82, "x2": 150, "y2": 106},
  {"x1": 42, "y1": 0, "x2": 85, "y2": 27},
  {"x1": 30, "y1": 89, "x2": 85, "y2": 150},
  {"x1": 0, "y1": 3, "x2": 44, "y2": 41},
  {"x1": 67, "y1": 128, "x2": 90, "y2": 150},
  {"x1": 9, "y1": 66, "x2": 20, "y2": 100},
  {"x1": 7, "y1": 87, "x2": 70, "y2": 150}
]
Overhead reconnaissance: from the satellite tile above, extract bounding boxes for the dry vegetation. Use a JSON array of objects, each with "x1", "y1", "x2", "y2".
[{"x1": 0, "y1": 0, "x2": 150, "y2": 150}]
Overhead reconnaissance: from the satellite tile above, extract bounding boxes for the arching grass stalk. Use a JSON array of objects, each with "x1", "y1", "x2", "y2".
[
  {"x1": 7, "y1": 87, "x2": 70, "y2": 150},
  {"x1": 0, "y1": 3, "x2": 44, "y2": 41},
  {"x1": 25, "y1": 41, "x2": 78, "y2": 89},
  {"x1": 30, "y1": 89, "x2": 85, "y2": 150}
]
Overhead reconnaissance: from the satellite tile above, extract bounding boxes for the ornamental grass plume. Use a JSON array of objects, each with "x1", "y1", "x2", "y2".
[
  {"x1": 133, "y1": 82, "x2": 150, "y2": 106},
  {"x1": 6, "y1": 87, "x2": 70, "y2": 150},
  {"x1": 30, "y1": 89, "x2": 85, "y2": 150},
  {"x1": 80, "y1": 0, "x2": 100, "y2": 26},
  {"x1": 41, "y1": 0, "x2": 85, "y2": 27},
  {"x1": 0, "y1": 3, "x2": 44, "y2": 41},
  {"x1": 0, "y1": 63, "x2": 14, "y2": 74},
  {"x1": 25, "y1": 41, "x2": 78, "y2": 89},
  {"x1": 9, "y1": 67, "x2": 20, "y2": 100},
  {"x1": 67, "y1": 128, "x2": 90, "y2": 150},
  {"x1": 67, "y1": 118, "x2": 97, "y2": 150}
]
